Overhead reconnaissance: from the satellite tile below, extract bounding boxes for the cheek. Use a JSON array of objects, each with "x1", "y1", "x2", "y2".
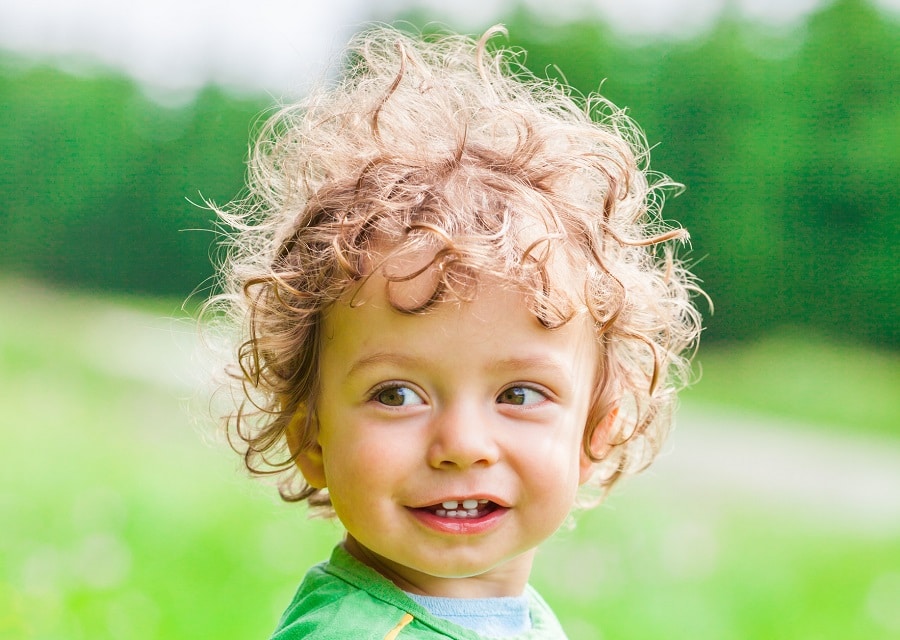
[
  {"x1": 321, "y1": 429, "x2": 410, "y2": 495},
  {"x1": 517, "y1": 427, "x2": 584, "y2": 491},
  {"x1": 322, "y1": 437, "x2": 369, "y2": 483}
]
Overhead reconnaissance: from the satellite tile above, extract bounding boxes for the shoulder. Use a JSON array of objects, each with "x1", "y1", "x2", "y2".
[
  {"x1": 268, "y1": 546, "x2": 479, "y2": 640},
  {"x1": 520, "y1": 585, "x2": 569, "y2": 640},
  {"x1": 270, "y1": 559, "x2": 401, "y2": 639}
]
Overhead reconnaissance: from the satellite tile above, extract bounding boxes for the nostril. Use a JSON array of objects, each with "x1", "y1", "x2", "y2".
[{"x1": 435, "y1": 456, "x2": 493, "y2": 470}]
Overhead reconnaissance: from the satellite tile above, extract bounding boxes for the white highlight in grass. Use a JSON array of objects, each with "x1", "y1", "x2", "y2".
[
  {"x1": 866, "y1": 572, "x2": 900, "y2": 634},
  {"x1": 71, "y1": 532, "x2": 132, "y2": 590},
  {"x1": 651, "y1": 405, "x2": 900, "y2": 537},
  {"x1": 658, "y1": 519, "x2": 719, "y2": 582}
]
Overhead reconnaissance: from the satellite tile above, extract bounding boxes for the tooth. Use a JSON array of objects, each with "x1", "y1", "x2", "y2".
[
  {"x1": 467, "y1": 509, "x2": 478, "y2": 516},
  {"x1": 435, "y1": 509, "x2": 446, "y2": 517},
  {"x1": 442, "y1": 501, "x2": 459, "y2": 510},
  {"x1": 462, "y1": 499, "x2": 478, "y2": 510},
  {"x1": 477, "y1": 500, "x2": 488, "y2": 505}
]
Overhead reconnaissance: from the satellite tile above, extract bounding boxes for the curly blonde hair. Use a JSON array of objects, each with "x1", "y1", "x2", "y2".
[{"x1": 209, "y1": 24, "x2": 704, "y2": 515}]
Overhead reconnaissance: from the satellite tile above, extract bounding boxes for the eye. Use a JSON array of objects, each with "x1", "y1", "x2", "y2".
[
  {"x1": 372, "y1": 385, "x2": 425, "y2": 407},
  {"x1": 497, "y1": 386, "x2": 546, "y2": 406}
]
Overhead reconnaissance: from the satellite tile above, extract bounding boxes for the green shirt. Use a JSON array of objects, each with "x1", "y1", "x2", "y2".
[{"x1": 270, "y1": 545, "x2": 569, "y2": 639}]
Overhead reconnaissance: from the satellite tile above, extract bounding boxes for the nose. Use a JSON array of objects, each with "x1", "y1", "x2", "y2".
[{"x1": 426, "y1": 400, "x2": 500, "y2": 470}]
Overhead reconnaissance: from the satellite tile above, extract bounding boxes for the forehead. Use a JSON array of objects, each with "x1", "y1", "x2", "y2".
[{"x1": 322, "y1": 267, "x2": 598, "y2": 374}]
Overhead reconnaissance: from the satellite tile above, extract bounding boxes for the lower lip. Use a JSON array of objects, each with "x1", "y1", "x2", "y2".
[{"x1": 409, "y1": 506, "x2": 509, "y2": 535}]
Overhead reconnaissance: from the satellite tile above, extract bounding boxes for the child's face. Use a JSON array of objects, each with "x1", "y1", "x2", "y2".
[{"x1": 295, "y1": 270, "x2": 601, "y2": 597}]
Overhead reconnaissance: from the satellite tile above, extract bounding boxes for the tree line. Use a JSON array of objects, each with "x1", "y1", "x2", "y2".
[{"x1": 0, "y1": 0, "x2": 896, "y2": 346}]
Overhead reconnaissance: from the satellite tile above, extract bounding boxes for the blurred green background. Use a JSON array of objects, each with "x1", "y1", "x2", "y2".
[{"x1": 1, "y1": 0, "x2": 898, "y2": 638}]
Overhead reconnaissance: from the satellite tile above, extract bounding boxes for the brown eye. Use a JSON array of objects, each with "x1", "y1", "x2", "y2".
[
  {"x1": 497, "y1": 386, "x2": 543, "y2": 406},
  {"x1": 375, "y1": 386, "x2": 423, "y2": 407}
]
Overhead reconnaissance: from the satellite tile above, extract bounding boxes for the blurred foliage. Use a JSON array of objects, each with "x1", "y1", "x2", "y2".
[
  {"x1": 0, "y1": 69, "x2": 265, "y2": 297},
  {"x1": 0, "y1": 0, "x2": 896, "y2": 345}
]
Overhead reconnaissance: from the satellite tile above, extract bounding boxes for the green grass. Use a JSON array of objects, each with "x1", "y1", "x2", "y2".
[
  {"x1": 684, "y1": 331, "x2": 900, "y2": 438},
  {"x1": 1, "y1": 280, "x2": 898, "y2": 639},
  {"x1": 538, "y1": 499, "x2": 900, "y2": 640}
]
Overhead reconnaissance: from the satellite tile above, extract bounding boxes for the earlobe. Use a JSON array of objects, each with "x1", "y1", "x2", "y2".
[
  {"x1": 295, "y1": 446, "x2": 327, "y2": 489},
  {"x1": 286, "y1": 411, "x2": 327, "y2": 489},
  {"x1": 579, "y1": 406, "x2": 619, "y2": 485}
]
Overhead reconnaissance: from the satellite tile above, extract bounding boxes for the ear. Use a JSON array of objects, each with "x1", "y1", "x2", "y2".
[
  {"x1": 579, "y1": 406, "x2": 618, "y2": 485},
  {"x1": 285, "y1": 411, "x2": 327, "y2": 489}
]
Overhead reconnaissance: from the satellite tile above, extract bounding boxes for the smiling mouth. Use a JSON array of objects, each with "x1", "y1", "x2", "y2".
[{"x1": 425, "y1": 499, "x2": 496, "y2": 519}]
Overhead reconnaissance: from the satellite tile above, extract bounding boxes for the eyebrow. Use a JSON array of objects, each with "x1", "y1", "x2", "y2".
[
  {"x1": 345, "y1": 352, "x2": 423, "y2": 378},
  {"x1": 488, "y1": 356, "x2": 575, "y2": 386},
  {"x1": 346, "y1": 352, "x2": 575, "y2": 385}
]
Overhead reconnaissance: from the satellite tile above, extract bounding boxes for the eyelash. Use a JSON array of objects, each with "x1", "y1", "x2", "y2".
[
  {"x1": 497, "y1": 385, "x2": 548, "y2": 406},
  {"x1": 367, "y1": 382, "x2": 423, "y2": 407},
  {"x1": 367, "y1": 383, "x2": 550, "y2": 407}
]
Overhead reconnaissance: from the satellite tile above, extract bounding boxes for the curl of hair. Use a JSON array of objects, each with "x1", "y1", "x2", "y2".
[{"x1": 207, "y1": 24, "x2": 705, "y2": 516}]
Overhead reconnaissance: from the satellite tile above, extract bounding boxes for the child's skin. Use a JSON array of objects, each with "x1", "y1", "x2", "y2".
[{"x1": 290, "y1": 256, "x2": 612, "y2": 599}]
